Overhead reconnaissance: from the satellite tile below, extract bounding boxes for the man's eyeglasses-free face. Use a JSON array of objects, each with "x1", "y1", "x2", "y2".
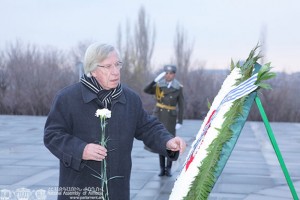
[{"x1": 97, "y1": 61, "x2": 123, "y2": 71}]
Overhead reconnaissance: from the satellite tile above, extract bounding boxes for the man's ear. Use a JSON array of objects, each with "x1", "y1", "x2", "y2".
[{"x1": 91, "y1": 71, "x2": 96, "y2": 77}]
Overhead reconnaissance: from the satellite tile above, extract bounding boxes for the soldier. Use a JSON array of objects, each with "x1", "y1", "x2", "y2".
[{"x1": 144, "y1": 65, "x2": 184, "y2": 177}]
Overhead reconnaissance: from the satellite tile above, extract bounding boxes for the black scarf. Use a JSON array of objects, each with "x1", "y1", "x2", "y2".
[{"x1": 80, "y1": 74, "x2": 122, "y2": 109}]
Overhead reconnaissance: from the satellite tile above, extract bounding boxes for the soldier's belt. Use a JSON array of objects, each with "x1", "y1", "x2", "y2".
[{"x1": 156, "y1": 103, "x2": 176, "y2": 110}]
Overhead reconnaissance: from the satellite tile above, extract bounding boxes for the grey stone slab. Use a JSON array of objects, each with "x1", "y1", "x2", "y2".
[
  {"x1": 212, "y1": 182, "x2": 269, "y2": 194},
  {"x1": 160, "y1": 181, "x2": 175, "y2": 193},
  {"x1": 134, "y1": 188, "x2": 163, "y2": 199},
  {"x1": 143, "y1": 180, "x2": 167, "y2": 190},
  {"x1": 0, "y1": 175, "x2": 26, "y2": 185},
  {"x1": 12, "y1": 169, "x2": 58, "y2": 187},
  {"x1": 221, "y1": 166, "x2": 270, "y2": 176},
  {"x1": 33, "y1": 175, "x2": 60, "y2": 187},
  {"x1": 130, "y1": 179, "x2": 147, "y2": 190},
  {"x1": 216, "y1": 174, "x2": 274, "y2": 185},
  {"x1": 256, "y1": 186, "x2": 295, "y2": 198},
  {"x1": 0, "y1": 158, "x2": 18, "y2": 165},
  {"x1": 13, "y1": 159, "x2": 58, "y2": 167},
  {"x1": 155, "y1": 194, "x2": 170, "y2": 200},
  {"x1": 0, "y1": 165, "x2": 48, "y2": 176},
  {"x1": 131, "y1": 171, "x2": 155, "y2": 180},
  {"x1": 209, "y1": 192, "x2": 247, "y2": 200},
  {"x1": 134, "y1": 196, "x2": 157, "y2": 200},
  {"x1": 130, "y1": 190, "x2": 138, "y2": 199},
  {"x1": 244, "y1": 194, "x2": 291, "y2": 200}
]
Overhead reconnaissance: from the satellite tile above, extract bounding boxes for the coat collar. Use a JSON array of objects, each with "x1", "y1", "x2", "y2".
[
  {"x1": 157, "y1": 79, "x2": 182, "y2": 89},
  {"x1": 80, "y1": 83, "x2": 126, "y2": 105}
]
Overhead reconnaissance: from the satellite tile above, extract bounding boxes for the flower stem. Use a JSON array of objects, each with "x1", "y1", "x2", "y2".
[{"x1": 100, "y1": 116, "x2": 109, "y2": 200}]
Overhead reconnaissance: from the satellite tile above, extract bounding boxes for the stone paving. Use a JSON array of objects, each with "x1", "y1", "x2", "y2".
[{"x1": 0, "y1": 115, "x2": 299, "y2": 200}]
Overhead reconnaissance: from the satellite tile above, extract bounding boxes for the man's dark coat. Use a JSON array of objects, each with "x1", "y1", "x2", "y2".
[{"x1": 44, "y1": 83, "x2": 178, "y2": 200}]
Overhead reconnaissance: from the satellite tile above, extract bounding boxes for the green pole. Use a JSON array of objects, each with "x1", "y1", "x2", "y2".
[{"x1": 255, "y1": 96, "x2": 299, "y2": 200}]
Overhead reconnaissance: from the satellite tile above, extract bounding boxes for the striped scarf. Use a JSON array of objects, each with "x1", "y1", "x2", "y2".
[{"x1": 80, "y1": 74, "x2": 122, "y2": 109}]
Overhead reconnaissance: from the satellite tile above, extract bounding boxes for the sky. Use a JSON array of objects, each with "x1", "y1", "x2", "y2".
[{"x1": 1, "y1": 0, "x2": 300, "y2": 73}]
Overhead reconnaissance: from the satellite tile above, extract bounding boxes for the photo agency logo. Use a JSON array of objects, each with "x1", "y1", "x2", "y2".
[
  {"x1": 34, "y1": 189, "x2": 47, "y2": 200},
  {"x1": 0, "y1": 189, "x2": 12, "y2": 200},
  {"x1": 0, "y1": 188, "x2": 47, "y2": 200}
]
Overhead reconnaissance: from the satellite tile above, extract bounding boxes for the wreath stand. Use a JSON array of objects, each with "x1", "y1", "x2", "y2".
[{"x1": 255, "y1": 96, "x2": 299, "y2": 200}]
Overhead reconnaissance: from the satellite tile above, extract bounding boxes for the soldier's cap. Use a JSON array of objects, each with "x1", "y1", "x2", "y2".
[{"x1": 163, "y1": 65, "x2": 177, "y2": 73}]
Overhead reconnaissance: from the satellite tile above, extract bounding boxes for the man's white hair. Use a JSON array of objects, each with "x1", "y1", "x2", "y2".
[{"x1": 83, "y1": 43, "x2": 121, "y2": 75}]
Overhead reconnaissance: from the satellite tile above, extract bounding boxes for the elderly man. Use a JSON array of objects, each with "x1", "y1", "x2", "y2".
[{"x1": 44, "y1": 43, "x2": 186, "y2": 200}]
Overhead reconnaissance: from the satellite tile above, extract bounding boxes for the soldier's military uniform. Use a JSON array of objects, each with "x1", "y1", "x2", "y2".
[{"x1": 144, "y1": 65, "x2": 184, "y2": 176}]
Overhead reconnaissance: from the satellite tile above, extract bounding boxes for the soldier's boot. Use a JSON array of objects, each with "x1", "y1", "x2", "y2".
[
  {"x1": 158, "y1": 155, "x2": 165, "y2": 176},
  {"x1": 165, "y1": 161, "x2": 172, "y2": 177}
]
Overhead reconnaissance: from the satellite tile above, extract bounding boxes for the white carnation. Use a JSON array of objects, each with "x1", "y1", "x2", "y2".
[{"x1": 95, "y1": 108, "x2": 111, "y2": 118}]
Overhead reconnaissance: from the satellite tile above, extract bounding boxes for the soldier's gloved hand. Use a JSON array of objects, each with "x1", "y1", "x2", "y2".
[
  {"x1": 175, "y1": 123, "x2": 182, "y2": 130},
  {"x1": 154, "y1": 72, "x2": 166, "y2": 82}
]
